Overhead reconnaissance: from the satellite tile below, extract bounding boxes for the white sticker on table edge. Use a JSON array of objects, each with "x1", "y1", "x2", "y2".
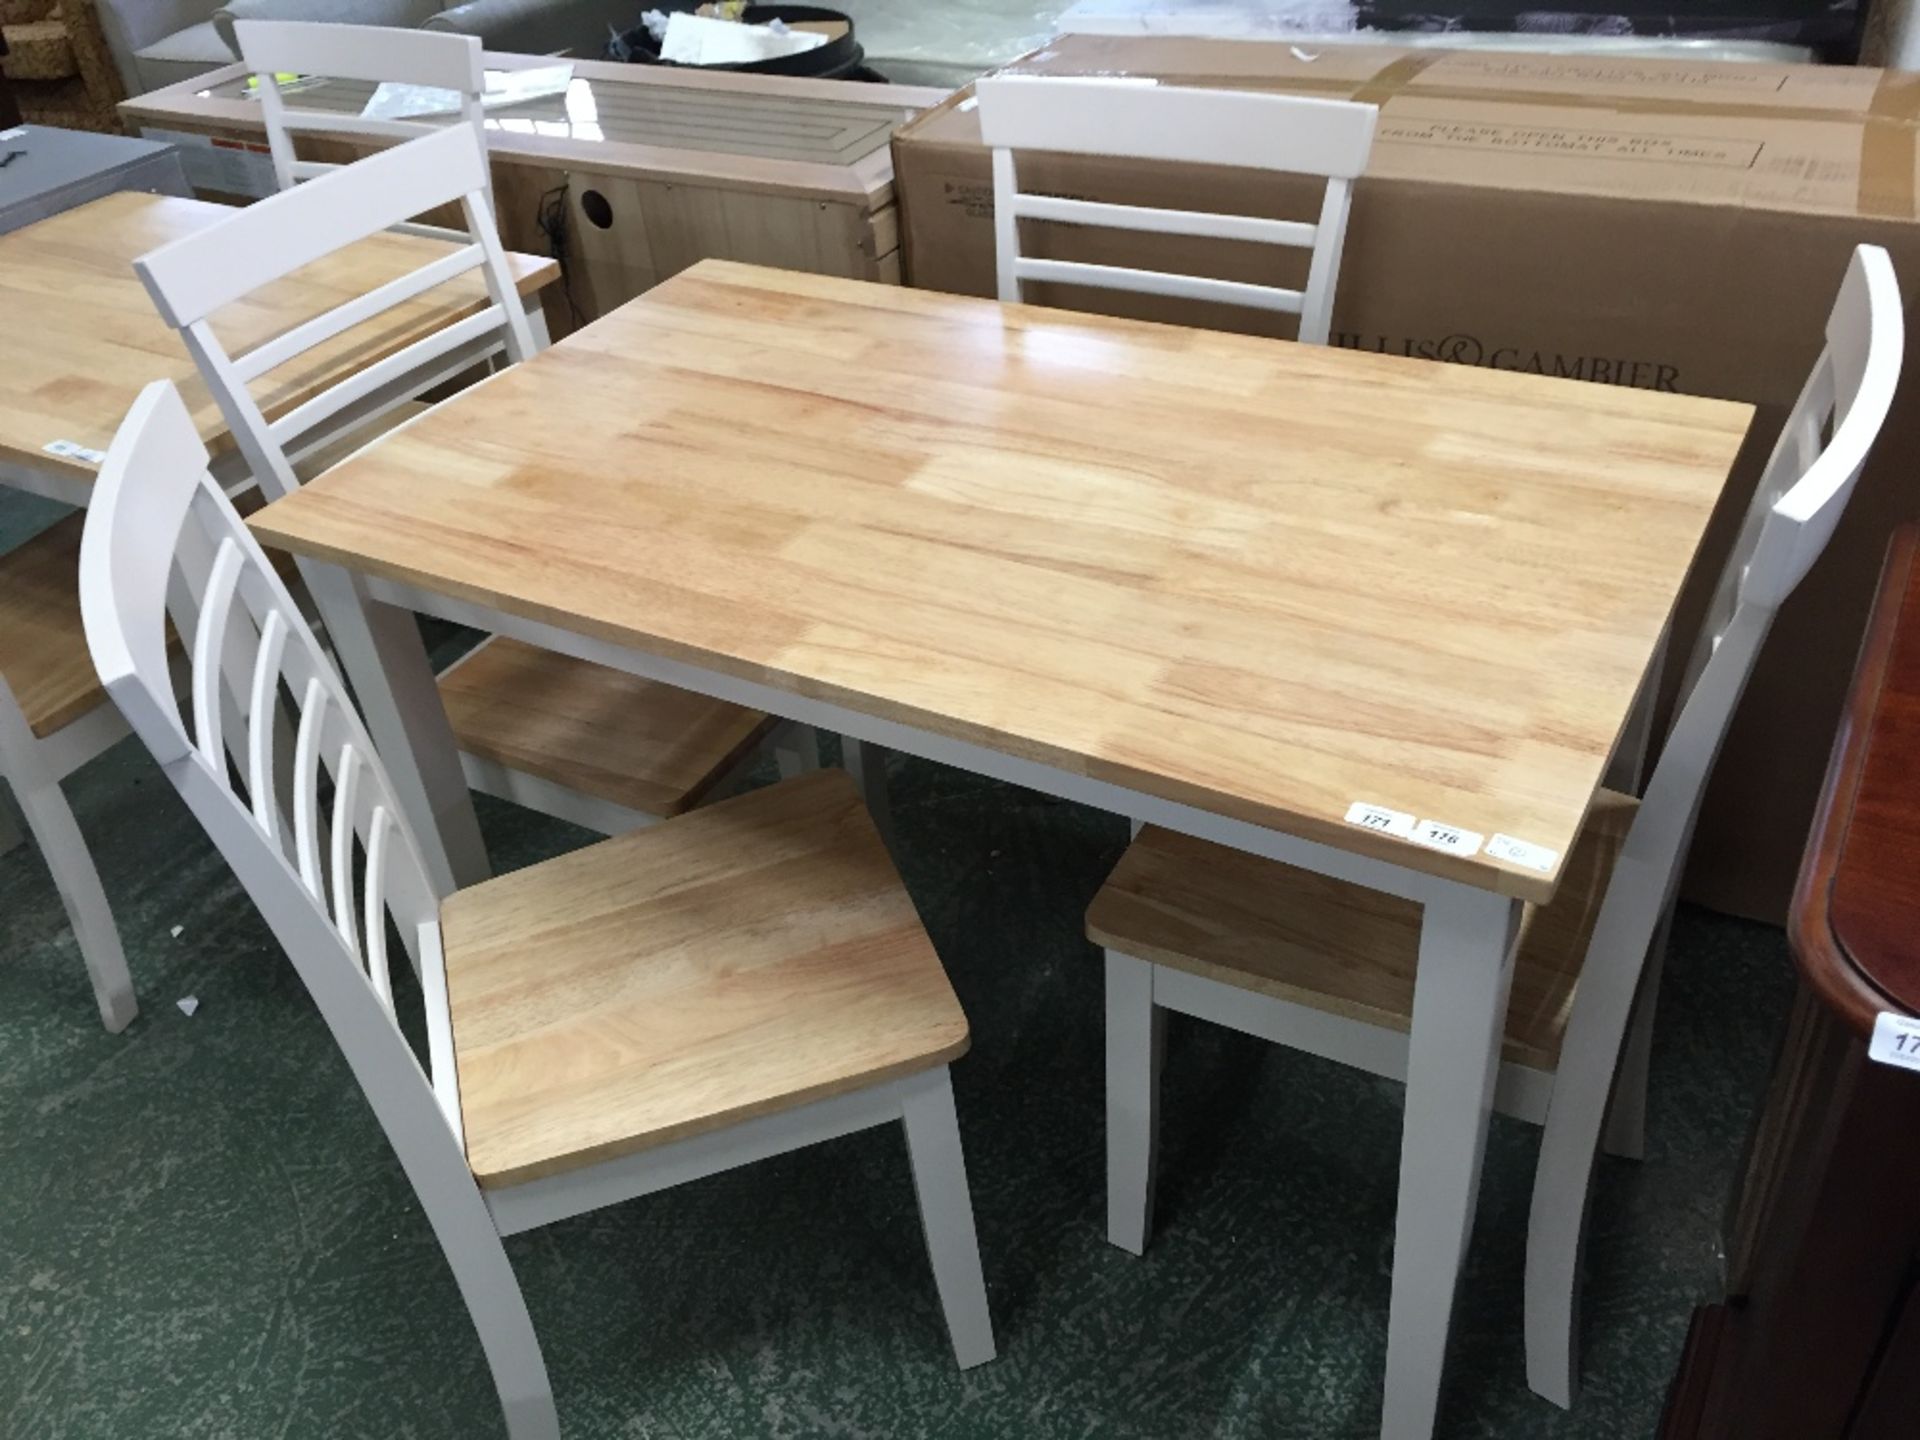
[
  {"x1": 1409, "y1": 819, "x2": 1484, "y2": 857},
  {"x1": 1345, "y1": 801, "x2": 1416, "y2": 838},
  {"x1": 43, "y1": 439, "x2": 107, "y2": 466},
  {"x1": 1867, "y1": 1011, "x2": 1920, "y2": 1074},
  {"x1": 1485, "y1": 833, "x2": 1560, "y2": 873}
]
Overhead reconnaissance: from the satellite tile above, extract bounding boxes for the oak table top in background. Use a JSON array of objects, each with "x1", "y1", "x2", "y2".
[
  {"x1": 250, "y1": 260, "x2": 1754, "y2": 903},
  {"x1": 0, "y1": 191, "x2": 559, "y2": 490}
]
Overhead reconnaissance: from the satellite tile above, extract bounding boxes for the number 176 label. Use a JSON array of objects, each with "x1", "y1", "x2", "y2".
[{"x1": 1868, "y1": 1012, "x2": 1920, "y2": 1074}]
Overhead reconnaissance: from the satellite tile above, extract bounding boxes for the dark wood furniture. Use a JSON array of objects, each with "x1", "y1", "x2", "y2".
[{"x1": 1662, "y1": 525, "x2": 1920, "y2": 1440}]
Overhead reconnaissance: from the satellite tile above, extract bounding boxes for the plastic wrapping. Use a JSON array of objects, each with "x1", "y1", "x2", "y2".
[
  {"x1": 1059, "y1": 3, "x2": 1814, "y2": 60},
  {"x1": 847, "y1": 0, "x2": 1818, "y2": 87},
  {"x1": 836, "y1": 1, "x2": 1070, "y2": 86}
]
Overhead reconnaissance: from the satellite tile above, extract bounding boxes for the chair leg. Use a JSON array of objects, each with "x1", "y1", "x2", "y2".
[
  {"x1": 436, "y1": 1220, "x2": 560, "y2": 1440},
  {"x1": 1601, "y1": 903, "x2": 1674, "y2": 1162},
  {"x1": 1524, "y1": 902, "x2": 1670, "y2": 1408},
  {"x1": 1105, "y1": 949, "x2": 1164, "y2": 1255},
  {"x1": 1525, "y1": 1109, "x2": 1600, "y2": 1408},
  {"x1": 901, "y1": 1068, "x2": 997, "y2": 1369},
  {"x1": 5, "y1": 764, "x2": 137, "y2": 1033},
  {"x1": 772, "y1": 722, "x2": 821, "y2": 779}
]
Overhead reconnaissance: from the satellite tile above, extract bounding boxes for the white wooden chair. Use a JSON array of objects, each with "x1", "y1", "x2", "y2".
[
  {"x1": 135, "y1": 122, "x2": 803, "y2": 843},
  {"x1": 0, "y1": 516, "x2": 138, "y2": 1031},
  {"x1": 237, "y1": 19, "x2": 490, "y2": 241},
  {"x1": 1085, "y1": 245, "x2": 1903, "y2": 1408},
  {"x1": 79, "y1": 380, "x2": 998, "y2": 1440},
  {"x1": 975, "y1": 74, "x2": 1377, "y2": 344}
]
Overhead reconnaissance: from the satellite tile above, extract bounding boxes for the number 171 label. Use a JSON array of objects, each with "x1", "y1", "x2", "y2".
[{"x1": 1867, "y1": 1012, "x2": 1920, "y2": 1074}]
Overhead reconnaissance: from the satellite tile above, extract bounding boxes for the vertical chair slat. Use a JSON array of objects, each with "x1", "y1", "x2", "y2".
[
  {"x1": 364, "y1": 806, "x2": 398, "y2": 1015},
  {"x1": 189, "y1": 538, "x2": 246, "y2": 768},
  {"x1": 330, "y1": 743, "x2": 365, "y2": 962},
  {"x1": 247, "y1": 610, "x2": 290, "y2": 843},
  {"x1": 292, "y1": 676, "x2": 330, "y2": 899}
]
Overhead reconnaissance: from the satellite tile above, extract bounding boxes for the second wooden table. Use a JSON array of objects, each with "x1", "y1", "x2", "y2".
[{"x1": 0, "y1": 190, "x2": 558, "y2": 506}]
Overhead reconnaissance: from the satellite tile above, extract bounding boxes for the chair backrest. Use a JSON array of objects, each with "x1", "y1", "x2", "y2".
[
  {"x1": 1591, "y1": 244, "x2": 1901, "y2": 991},
  {"x1": 974, "y1": 74, "x2": 1378, "y2": 344},
  {"x1": 236, "y1": 18, "x2": 490, "y2": 235},
  {"x1": 134, "y1": 121, "x2": 535, "y2": 504},
  {"x1": 79, "y1": 379, "x2": 469, "y2": 1164}
]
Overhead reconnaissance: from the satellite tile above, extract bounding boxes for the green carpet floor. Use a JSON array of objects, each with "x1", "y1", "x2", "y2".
[
  {"x1": 1, "y1": 481, "x2": 1794, "y2": 1440},
  {"x1": 2, "y1": 712, "x2": 1793, "y2": 1439}
]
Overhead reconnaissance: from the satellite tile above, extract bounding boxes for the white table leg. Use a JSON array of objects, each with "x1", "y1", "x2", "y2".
[
  {"x1": 296, "y1": 558, "x2": 490, "y2": 894},
  {"x1": 1382, "y1": 883, "x2": 1523, "y2": 1440},
  {"x1": 841, "y1": 736, "x2": 896, "y2": 852},
  {"x1": 1603, "y1": 621, "x2": 1669, "y2": 796}
]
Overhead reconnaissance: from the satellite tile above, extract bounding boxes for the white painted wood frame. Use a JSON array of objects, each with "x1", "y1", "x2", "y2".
[{"x1": 976, "y1": 74, "x2": 1377, "y2": 345}]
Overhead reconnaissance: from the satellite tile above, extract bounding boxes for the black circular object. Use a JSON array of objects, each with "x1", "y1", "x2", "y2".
[
  {"x1": 608, "y1": 6, "x2": 866, "y2": 80},
  {"x1": 579, "y1": 188, "x2": 614, "y2": 230}
]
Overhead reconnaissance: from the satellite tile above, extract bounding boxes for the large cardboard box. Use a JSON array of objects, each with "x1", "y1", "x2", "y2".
[{"x1": 893, "y1": 36, "x2": 1920, "y2": 923}]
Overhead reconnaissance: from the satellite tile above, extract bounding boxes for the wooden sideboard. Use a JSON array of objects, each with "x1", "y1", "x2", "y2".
[
  {"x1": 119, "y1": 55, "x2": 947, "y2": 334},
  {"x1": 1663, "y1": 525, "x2": 1920, "y2": 1440}
]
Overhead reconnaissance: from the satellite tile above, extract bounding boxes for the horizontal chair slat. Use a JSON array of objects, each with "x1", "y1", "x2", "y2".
[
  {"x1": 236, "y1": 19, "x2": 484, "y2": 93},
  {"x1": 279, "y1": 112, "x2": 451, "y2": 144},
  {"x1": 1011, "y1": 194, "x2": 1316, "y2": 248},
  {"x1": 976, "y1": 75, "x2": 1377, "y2": 178},
  {"x1": 1012, "y1": 257, "x2": 1304, "y2": 315},
  {"x1": 236, "y1": 244, "x2": 485, "y2": 383},
  {"x1": 267, "y1": 304, "x2": 505, "y2": 449},
  {"x1": 133, "y1": 123, "x2": 489, "y2": 327}
]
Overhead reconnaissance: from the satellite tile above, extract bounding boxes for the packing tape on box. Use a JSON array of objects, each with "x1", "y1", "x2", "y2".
[
  {"x1": 1861, "y1": 70, "x2": 1920, "y2": 219},
  {"x1": 1006, "y1": 47, "x2": 1920, "y2": 220},
  {"x1": 1347, "y1": 51, "x2": 1448, "y2": 109}
]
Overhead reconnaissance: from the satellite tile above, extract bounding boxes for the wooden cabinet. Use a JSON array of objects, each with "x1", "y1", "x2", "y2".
[
  {"x1": 119, "y1": 54, "x2": 944, "y2": 335},
  {"x1": 1663, "y1": 527, "x2": 1920, "y2": 1440}
]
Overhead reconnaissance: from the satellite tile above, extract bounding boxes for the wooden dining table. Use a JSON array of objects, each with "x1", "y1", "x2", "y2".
[
  {"x1": 0, "y1": 189, "x2": 558, "y2": 509},
  {"x1": 250, "y1": 259, "x2": 1753, "y2": 1439}
]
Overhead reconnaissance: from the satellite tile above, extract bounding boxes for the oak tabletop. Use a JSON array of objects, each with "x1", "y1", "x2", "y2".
[
  {"x1": 0, "y1": 191, "x2": 559, "y2": 488},
  {"x1": 250, "y1": 260, "x2": 1753, "y2": 901}
]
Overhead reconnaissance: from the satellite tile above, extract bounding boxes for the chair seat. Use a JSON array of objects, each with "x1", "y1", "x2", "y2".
[
  {"x1": 439, "y1": 636, "x2": 774, "y2": 820},
  {"x1": 0, "y1": 514, "x2": 106, "y2": 738},
  {"x1": 442, "y1": 768, "x2": 969, "y2": 1188},
  {"x1": 1086, "y1": 790, "x2": 1640, "y2": 1071}
]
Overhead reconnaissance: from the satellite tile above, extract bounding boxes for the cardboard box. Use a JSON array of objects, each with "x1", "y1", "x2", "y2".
[{"x1": 893, "y1": 36, "x2": 1920, "y2": 922}]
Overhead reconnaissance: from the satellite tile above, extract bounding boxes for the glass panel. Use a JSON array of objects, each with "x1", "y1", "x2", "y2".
[{"x1": 197, "y1": 70, "x2": 918, "y2": 166}]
